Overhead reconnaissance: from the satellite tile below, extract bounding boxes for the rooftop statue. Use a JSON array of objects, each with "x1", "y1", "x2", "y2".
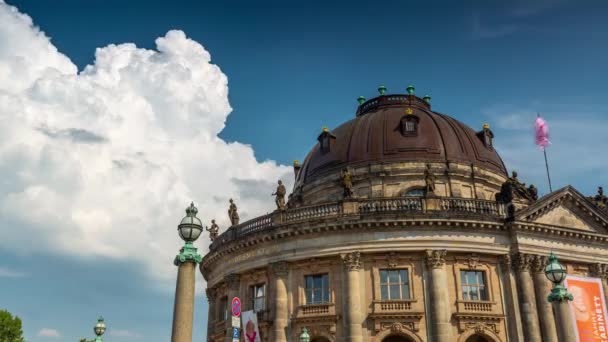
[
  {"x1": 589, "y1": 186, "x2": 607, "y2": 210},
  {"x1": 341, "y1": 167, "x2": 355, "y2": 199},
  {"x1": 228, "y1": 199, "x2": 240, "y2": 226},
  {"x1": 206, "y1": 219, "x2": 219, "y2": 241},
  {"x1": 496, "y1": 171, "x2": 537, "y2": 203},
  {"x1": 272, "y1": 180, "x2": 287, "y2": 210}
]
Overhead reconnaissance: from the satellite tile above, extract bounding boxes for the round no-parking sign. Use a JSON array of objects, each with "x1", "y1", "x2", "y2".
[{"x1": 231, "y1": 297, "x2": 241, "y2": 317}]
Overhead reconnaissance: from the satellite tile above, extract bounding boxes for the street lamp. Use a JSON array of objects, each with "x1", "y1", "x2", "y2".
[
  {"x1": 544, "y1": 252, "x2": 576, "y2": 341},
  {"x1": 174, "y1": 202, "x2": 203, "y2": 265},
  {"x1": 299, "y1": 327, "x2": 310, "y2": 342},
  {"x1": 545, "y1": 252, "x2": 573, "y2": 302},
  {"x1": 93, "y1": 317, "x2": 106, "y2": 342}
]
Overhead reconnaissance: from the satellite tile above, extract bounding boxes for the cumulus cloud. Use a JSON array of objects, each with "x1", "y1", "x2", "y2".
[
  {"x1": 110, "y1": 329, "x2": 143, "y2": 339},
  {"x1": 0, "y1": 2, "x2": 291, "y2": 287},
  {"x1": 37, "y1": 328, "x2": 61, "y2": 338}
]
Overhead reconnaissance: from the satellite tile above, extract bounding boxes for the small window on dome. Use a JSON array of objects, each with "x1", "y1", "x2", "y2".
[
  {"x1": 400, "y1": 115, "x2": 419, "y2": 137},
  {"x1": 477, "y1": 124, "x2": 494, "y2": 150},
  {"x1": 317, "y1": 127, "x2": 336, "y2": 154}
]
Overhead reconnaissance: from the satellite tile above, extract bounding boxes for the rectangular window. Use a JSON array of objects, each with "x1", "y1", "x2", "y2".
[
  {"x1": 461, "y1": 270, "x2": 488, "y2": 301},
  {"x1": 251, "y1": 284, "x2": 266, "y2": 312},
  {"x1": 219, "y1": 296, "x2": 228, "y2": 321},
  {"x1": 305, "y1": 274, "x2": 330, "y2": 304},
  {"x1": 405, "y1": 121, "x2": 416, "y2": 132},
  {"x1": 379, "y1": 269, "x2": 410, "y2": 300}
]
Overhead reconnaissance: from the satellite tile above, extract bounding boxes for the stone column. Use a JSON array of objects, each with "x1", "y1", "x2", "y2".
[
  {"x1": 425, "y1": 250, "x2": 452, "y2": 342},
  {"x1": 270, "y1": 261, "x2": 289, "y2": 342},
  {"x1": 172, "y1": 260, "x2": 197, "y2": 342},
  {"x1": 513, "y1": 253, "x2": 542, "y2": 342},
  {"x1": 206, "y1": 287, "x2": 217, "y2": 340},
  {"x1": 224, "y1": 274, "x2": 240, "y2": 342},
  {"x1": 590, "y1": 263, "x2": 608, "y2": 305},
  {"x1": 498, "y1": 254, "x2": 524, "y2": 342},
  {"x1": 342, "y1": 252, "x2": 364, "y2": 342},
  {"x1": 531, "y1": 255, "x2": 558, "y2": 342}
]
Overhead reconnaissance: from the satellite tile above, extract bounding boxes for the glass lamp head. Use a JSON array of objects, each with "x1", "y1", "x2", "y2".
[
  {"x1": 178, "y1": 202, "x2": 203, "y2": 242},
  {"x1": 545, "y1": 252, "x2": 567, "y2": 284},
  {"x1": 94, "y1": 317, "x2": 106, "y2": 336},
  {"x1": 299, "y1": 327, "x2": 310, "y2": 342}
]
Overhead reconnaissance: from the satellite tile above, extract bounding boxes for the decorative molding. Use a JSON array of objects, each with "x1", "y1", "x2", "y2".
[
  {"x1": 270, "y1": 261, "x2": 290, "y2": 277},
  {"x1": 387, "y1": 252, "x2": 399, "y2": 269},
  {"x1": 205, "y1": 287, "x2": 217, "y2": 302},
  {"x1": 590, "y1": 263, "x2": 608, "y2": 279},
  {"x1": 499, "y1": 254, "x2": 511, "y2": 267},
  {"x1": 512, "y1": 253, "x2": 534, "y2": 272},
  {"x1": 342, "y1": 252, "x2": 362, "y2": 271},
  {"x1": 466, "y1": 253, "x2": 480, "y2": 269},
  {"x1": 225, "y1": 273, "x2": 240, "y2": 291},
  {"x1": 531, "y1": 255, "x2": 548, "y2": 274},
  {"x1": 425, "y1": 249, "x2": 447, "y2": 269}
]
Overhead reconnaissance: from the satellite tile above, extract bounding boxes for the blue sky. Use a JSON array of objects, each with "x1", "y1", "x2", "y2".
[{"x1": 1, "y1": 0, "x2": 607, "y2": 341}]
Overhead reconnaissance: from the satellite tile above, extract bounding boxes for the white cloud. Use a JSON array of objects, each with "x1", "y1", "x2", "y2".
[
  {"x1": 37, "y1": 328, "x2": 61, "y2": 338},
  {"x1": 0, "y1": 2, "x2": 291, "y2": 288},
  {"x1": 0, "y1": 266, "x2": 27, "y2": 278},
  {"x1": 110, "y1": 329, "x2": 143, "y2": 339}
]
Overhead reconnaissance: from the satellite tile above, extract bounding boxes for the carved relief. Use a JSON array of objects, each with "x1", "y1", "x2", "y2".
[
  {"x1": 499, "y1": 254, "x2": 511, "y2": 267},
  {"x1": 531, "y1": 255, "x2": 548, "y2": 274},
  {"x1": 512, "y1": 253, "x2": 534, "y2": 272},
  {"x1": 466, "y1": 254, "x2": 480, "y2": 269},
  {"x1": 342, "y1": 252, "x2": 362, "y2": 271},
  {"x1": 225, "y1": 273, "x2": 241, "y2": 291},
  {"x1": 425, "y1": 250, "x2": 447, "y2": 269},
  {"x1": 590, "y1": 263, "x2": 608, "y2": 279},
  {"x1": 387, "y1": 252, "x2": 399, "y2": 269},
  {"x1": 380, "y1": 321, "x2": 419, "y2": 333}
]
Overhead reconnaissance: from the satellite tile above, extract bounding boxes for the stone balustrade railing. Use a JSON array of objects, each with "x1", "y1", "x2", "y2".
[
  {"x1": 296, "y1": 303, "x2": 335, "y2": 318},
  {"x1": 208, "y1": 196, "x2": 506, "y2": 251},
  {"x1": 372, "y1": 300, "x2": 414, "y2": 313},
  {"x1": 458, "y1": 300, "x2": 494, "y2": 312}
]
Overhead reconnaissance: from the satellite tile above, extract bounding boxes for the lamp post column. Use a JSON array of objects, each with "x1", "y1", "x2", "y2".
[
  {"x1": 342, "y1": 252, "x2": 364, "y2": 342},
  {"x1": 172, "y1": 203, "x2": 204, "y2": 342},
  {"x1": 270, "y1": 261, "x2": 289, "y2": 342},
  {"x1": 531, "y1": 256, "x2": 558, "y2": 342},
  {"x1": 425, "y1": 250, "x2": 452, "y2": 342},
  {"x1": 545, "y1": 253, "x2": 576, "y2": 342},
  {"x1": 513, "y1": 253, "x2": 542, "y2": 342}
]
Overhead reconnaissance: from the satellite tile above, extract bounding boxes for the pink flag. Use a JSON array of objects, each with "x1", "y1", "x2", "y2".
[{"x1": 535, "y1": 116, "x2": 550, "y2": 150}]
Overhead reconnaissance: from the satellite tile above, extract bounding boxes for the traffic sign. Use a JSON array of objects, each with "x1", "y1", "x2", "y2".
[
  {"x1": 232, "y1": 327, "x2": 240, "y2": 339},
  {"x1": 231, "y1": 297, "x2": 242, "y2": 317},
  {"x1": 231, "y1": 315, "x2": 240, "y2": 328}
]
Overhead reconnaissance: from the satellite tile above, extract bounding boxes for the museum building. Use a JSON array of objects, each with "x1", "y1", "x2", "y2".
[{"x1": 200, "y1": 87, "x2": 608, "y2": 342}]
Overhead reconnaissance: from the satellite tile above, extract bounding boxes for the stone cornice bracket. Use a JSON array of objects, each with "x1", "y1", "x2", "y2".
[
  {"x1": 342, "y1": 251, "x2": 362, "y2": 271},
  {"x1": 225, "y1": 273, "x2": 241, "y2": 291},
  {"x1": 590, "y1": 263, "x2": 608, "y2": 279},
  {"x1": 425, "y1": 249, "x2": 447, "y2": 269},
  {"x1": 269, "y1": 261, "x2": 289, "y2": 278},
  {"x1": 467, "y1": 253, "x2": 480, "y2": 269},
  {"x1": 531, "y1": 255, "x2": 548, "y2": 274},
  {"x1": 205, "y1": 287, "x2": 217, "y2": 302},
  {"x1": 511, "y1": 252, "x2": 534, "y2": 272}
]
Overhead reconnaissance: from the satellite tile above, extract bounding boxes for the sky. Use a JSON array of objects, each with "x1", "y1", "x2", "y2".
[{"x1": 0, "y1": 0, "x2": 607, "y2": 341}]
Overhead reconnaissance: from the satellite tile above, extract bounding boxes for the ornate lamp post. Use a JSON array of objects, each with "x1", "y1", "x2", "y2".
[
  {"x1": 171, "y1": 202, "x2": 203, "y2": 342},
  {"x1": 545, "y1": 252, "x2": 576, "y2": 342},
  {"x1": 93, "y1": 317, "x2": 106, "y2": 342},
  {"x1": 299, "y1": 327, "x2": 310, "y2": 342}
]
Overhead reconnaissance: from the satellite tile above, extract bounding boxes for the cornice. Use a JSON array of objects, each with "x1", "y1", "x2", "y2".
[{"x1": 512, "y1": 222, "x2": 608, "y2": 242}]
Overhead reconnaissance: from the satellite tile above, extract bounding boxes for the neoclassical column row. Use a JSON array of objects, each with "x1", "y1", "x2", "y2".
[{"x1": 425, "y1": 250, "x2": 452, "y2": 342}]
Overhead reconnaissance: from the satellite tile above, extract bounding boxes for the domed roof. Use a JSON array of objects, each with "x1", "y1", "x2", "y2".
[{"x1": 296, "y1": 92, "x2": 507, "y2": 185}]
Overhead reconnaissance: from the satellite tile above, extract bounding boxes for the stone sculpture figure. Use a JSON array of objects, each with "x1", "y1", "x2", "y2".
[
  {"x1": 272, "y1": 180, "x2": 287, "y2": 210},
  {"x1": 228, "y1": 199, "x2": 240, "y2": 226},
  {"x1": 497, "y1": 171, "x2": 537, "y2": 202},
  {"x1": 206, "y1": 219, "x2": 219, "y2": 241},
  {"x1": 527, "y1": 184, "x2": 538, "y2": 201},
  {"x1": 590, "y1": 186, "x2": 607, "y2": 210},
  {"x1": 424, "y1": 164, "x2": 436, "y2": 195},
  {"x1": 341, "y1": 167, "x2": 354, "y2": 198}
]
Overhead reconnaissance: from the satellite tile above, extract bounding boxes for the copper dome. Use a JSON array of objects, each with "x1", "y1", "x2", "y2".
[{"x1": 296, "y1": 93, "x2": 508, "y2": 185}]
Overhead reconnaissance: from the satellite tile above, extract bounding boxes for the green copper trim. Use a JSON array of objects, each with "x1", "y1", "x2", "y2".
[
  {"x1": 547, "y1": 284, "x2": 574, "y2": 302},
  {"x1": 174, "y1": 241, "x2": 202, "y2": 266},
  {"x1": 423, "y1": 95, "x2": 431, "y2": 103},
  {"x1": 406, "y1": 85, "x2": 415, "y2": 95},
  {"x1": 377, "y1": 85, "x2": 387, "y2": 95},
  {"x1": 95, "y1": 337, "x2": 103, "y2": 342},
  {"x1": 357, "y1": 96, "x2": 366, "y2": 105}
]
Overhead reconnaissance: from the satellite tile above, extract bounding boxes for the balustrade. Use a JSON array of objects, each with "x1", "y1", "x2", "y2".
[
  {"x1": 359, "y1": 197, "x2": 423, "y2": 214},
  {"x1": 283, "y1": 202, "x2": 340, "y2": 223}
]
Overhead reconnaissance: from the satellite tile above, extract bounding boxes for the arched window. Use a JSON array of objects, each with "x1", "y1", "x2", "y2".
[{"x1": 404, "y1": 188, "x2": 425, "y2": 197}]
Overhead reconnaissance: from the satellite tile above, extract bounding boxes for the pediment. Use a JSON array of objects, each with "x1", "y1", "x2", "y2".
[{"x1": 515, "y1": 186, "x2": 608, "y2": 234}]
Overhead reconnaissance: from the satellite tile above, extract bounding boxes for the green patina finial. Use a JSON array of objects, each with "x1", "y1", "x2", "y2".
[
  {"x1": 357, "y1": 96, "x2": 366, "y2": 105},
  {"x1": 423, "y1": 95, "x2": 431, "y2": 104},
  {"x1": 407, "y1": 85, "x2": 415, "y2": 95},
  {"x1": 378, "y1": 85, "x2": 387, "y2": 96}
]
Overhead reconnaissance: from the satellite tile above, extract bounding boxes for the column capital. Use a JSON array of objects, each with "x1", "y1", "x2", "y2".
[
  {"x1": 500, "y1": 253, "x2": 512, "y2": 267},
  {"x1": 174, "y1": 242, "x2": 202, "y2": 266},
  {"x1": 512, "y1": 252, "x2": 534, "y2": 272},
  {"x1": 590, "y1": 263, "x2": 608, "y2": 279},
  {"x1": 224, "y1": 273, "x2": 240, "y2": 291},
  {"x1": 530, "y1": 255, "x2": 548, "y2": 274},
  {"x1": 341, "y1": 251, "x2": 362, "y2": 271},
  {"x1": 270, "y1": 261, "x2": 289, "y2": 278},
  {"x1": 205, "y1": 287, "x2": 217, "y2": 302},
  {"x1": 425, "y1": 249, "x2": 447, "y2": 269}
]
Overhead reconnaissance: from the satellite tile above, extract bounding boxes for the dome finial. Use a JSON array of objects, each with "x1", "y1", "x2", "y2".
[
  {"x1": 185, "y1": 202, "x2": 198, "y2": 216},
  {"x1": 322, "y1": 126, "x2": 329, "y2": 133},
  {"x1": 407, "y1": 85, "x2": 415, "y2": 95},
  {"x1": 357, "y1": 96, "x2": 366, "y2": 105},
  {"x1": 423, "y1": 94, "x2": 431, "y2": 104},
  {"x1": 483, "y1": 123, "x2": 490, "y2": 130},
  {"x1": 377, "y1": 85, "x2": 387, "y2": 96}
]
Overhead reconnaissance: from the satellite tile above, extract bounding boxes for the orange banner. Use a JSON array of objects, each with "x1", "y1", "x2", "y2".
[{"x1": 565, "y1": 275, "x2": 608, "y2": 341}]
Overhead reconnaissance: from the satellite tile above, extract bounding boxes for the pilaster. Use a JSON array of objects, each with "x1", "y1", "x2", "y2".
[
  {"x1": 425, "y1": 249, "x2": 452, "y2": 342},
  {"x1": 512, "y1": 253, "x2": 542, "y2": 342},
  {"x1": 224, "y1": 274, "x2": 240, "y2": 342},
  {"x1": 342, "y1": 252, "x2": 364, "y2": 342},
  {"x1": 530, "y1": 255, "x2": 558, "y2": 342},
  {"x1": 270, "y1": 261, "x2": 289, "y2": 342},
  {"x1": 498, "y1": 254, "x2": 524, "y2": 342}
]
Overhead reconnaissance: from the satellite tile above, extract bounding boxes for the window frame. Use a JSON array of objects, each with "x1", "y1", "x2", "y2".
[
  {"x1": 219, "y1": 296, "x2": 228, "y2": 321},
  {"x1": 460, "y1": 270, "x2": 488, "y2": 301},
  {"x1": 379, "y1": 269, "x2": 411, "y2": 300},
  {"x1": 250, "y1": 283, "x2": 266, "y2": 312},
  {"x1": 304, "y1": 273, "x2": 331, "y2": 305}
]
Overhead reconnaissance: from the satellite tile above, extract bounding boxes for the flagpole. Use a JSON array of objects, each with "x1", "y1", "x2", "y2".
[{"x1": 543, "y1": 148, "x2": 553, "y2": 192}]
